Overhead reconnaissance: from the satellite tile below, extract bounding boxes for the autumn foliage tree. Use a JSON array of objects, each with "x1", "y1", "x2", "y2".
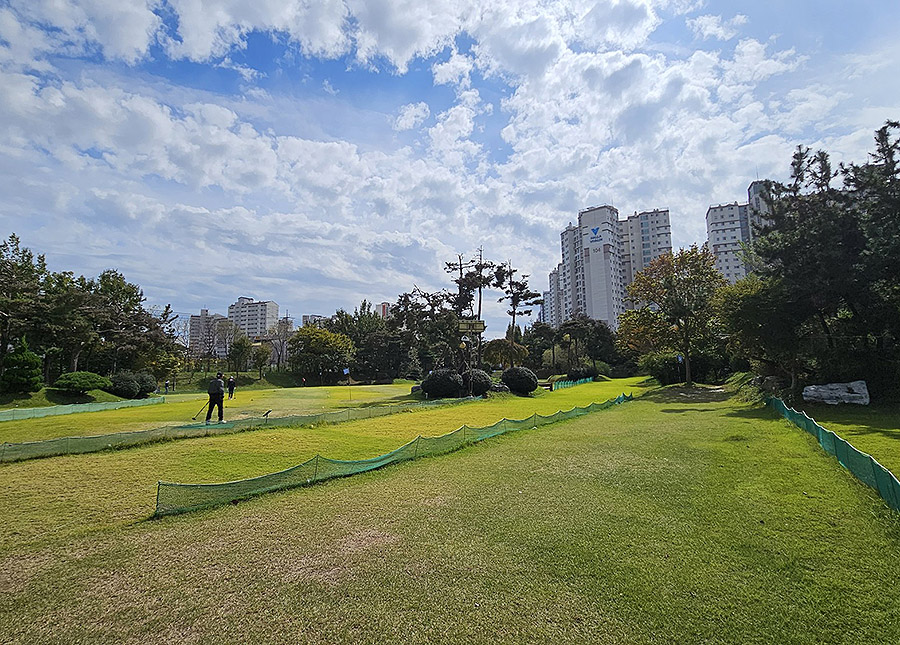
[{"x1": 627, "y1": 245, "x2": 726, "y2": 385}]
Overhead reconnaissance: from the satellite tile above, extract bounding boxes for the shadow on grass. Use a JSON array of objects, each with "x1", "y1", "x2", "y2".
[{"x1": 642, "y1": 386, "x2": 732, "y2": 405}]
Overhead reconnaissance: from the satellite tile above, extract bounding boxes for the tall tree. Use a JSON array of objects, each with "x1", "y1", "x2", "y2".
[
  {"x1": 0, "y1": 234, "x2": 48, "y2": 376},
  {"x1": 496, "y1": 262, "x2": 543, "y2": 336},
  {"x1": 627, "y1": 246, "x2": 726, "y2": 385},
  {"x1": 288, "y1": 326, "x2": 355, "y2": 384}
]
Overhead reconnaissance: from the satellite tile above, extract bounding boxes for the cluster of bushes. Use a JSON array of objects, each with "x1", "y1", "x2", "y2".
[
  {"x1": 637, "y1": 352, "x2": 729, "y2": 386},
  {"x1": 565, "y1": 364, "x2": 611, "y2": 381},
  {"x1": 52, "y1": 370, "x2": 157, "y2": 399},
  {"x1": 419, "y1": 366, "x2": 540, "y2": 399}
]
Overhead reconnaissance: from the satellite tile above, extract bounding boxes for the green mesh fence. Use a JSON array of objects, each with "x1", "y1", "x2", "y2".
[
  {"x1": 551, "y1": 378, "x2": 594, "y2": 391},
  {"x1": 0, "y1": 397, "x2": 164, "y2": 422},
  {"x1": 768, "y1": 397, "x2": 900, "y2": 511},
  {"x1": 0, "y1": 396, "x2": 478, "y2": 463},
  {"x1": 154, "y1": 393, "x2": 634, "y2": 516}
]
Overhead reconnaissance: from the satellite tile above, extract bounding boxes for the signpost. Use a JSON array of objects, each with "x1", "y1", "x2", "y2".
[{"x1": 458, "y1": 320, "x2": 486, "y2": 333}]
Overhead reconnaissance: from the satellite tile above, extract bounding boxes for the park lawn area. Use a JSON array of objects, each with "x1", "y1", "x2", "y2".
[
  {"x1": 789, "y1": 400, "x2": 900, "y2": 476},
  {"x1": 0, "y1": 378, "x2": 651, "y2": 551},
  {"x1": 1, "y1": 386, "x2": 899, "y2": 644},
  {"x1": 0, "y1": 383, "x2": 420, "y2": 444}
]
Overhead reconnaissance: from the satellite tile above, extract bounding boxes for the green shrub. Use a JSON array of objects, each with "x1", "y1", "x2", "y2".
[
  {"x1": 54, "y1": 371, "x2": 112, "y2": 395},
  {"x1": 420, "y1": 368, "x2": 463, "y2": 399},
  {"x1": 106, "y1": 371, "x2": 156, "y2": 398},
  {"x1": 0, "y1": 338, "x2": 43, "y2": 393},
  {"x1": 501, "y1": 366, "x2": 538, "y2": 395},
  {"x1": 108, "y1": 372, "x2": 140, "y2": 399},
  {"x1": 462, "y1": 369, "x2": 493, "y2": 396}
]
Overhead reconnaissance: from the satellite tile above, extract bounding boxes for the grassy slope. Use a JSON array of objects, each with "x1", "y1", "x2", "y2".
[
  {"x1": 0, "y1": 379, "x2": 651, "y2": 550},
  {"x1": 0, "y1": 383, "x2": 420, "y2": 443},
  {"x1": 789, "y1": 401, "x2": 900, "y2": 476},
  {"x1": 1, "y1": 385, "x2": 899, "y2": 643},
  {"x1": 0, "y1": 388, "x2": 124, "y2": 409}
]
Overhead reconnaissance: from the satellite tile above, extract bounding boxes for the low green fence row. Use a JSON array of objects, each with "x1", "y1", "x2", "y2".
[
  {"x1": 551, "y1": 378, "x2": 593, "y2": 391},
  {"x1": 154, "y1": 393, "x2": 634, "y2": 517},
  {"x1": 0, "y1": 397, "x2": 476, "y2": 464},
  {"x1": 0, "y1": 397, "x2": 164, "y2": 422},
  {"x1": 768, "y1": 398, "x2": 900, "y2": 511}
]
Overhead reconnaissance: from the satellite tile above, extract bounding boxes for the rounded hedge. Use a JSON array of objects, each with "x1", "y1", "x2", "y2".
[
  {"x1": 53, "y1": 371, "x2": 112, "y2": 395},
  {"x1": 501, "y1": 366, "x2": 538, "y2": 395},
  {"x1": 420, "y1": 368, "x2": 464, "y2": 399},
  {"x1": 462, "y1": 369, "x2": 493, "y2": 396},
  {"x1": 107, "y1": 371, "x2": 157, "y2": 399}
]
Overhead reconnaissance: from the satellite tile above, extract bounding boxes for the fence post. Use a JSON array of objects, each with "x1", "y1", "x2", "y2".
[
  {"x1": 532, "y1": 413, "x2": 537, "y2": 428},
  {"x1": 414, "y1": 436, "x2": 421, "y2": 459},
  {"x1": 314, "y1": 455, "x2": 320, "y2": 481}
]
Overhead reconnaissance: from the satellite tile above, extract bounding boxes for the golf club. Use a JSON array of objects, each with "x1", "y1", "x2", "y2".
[{"x1": 191, "y1": 401, "x2": 209, "y2": 420}]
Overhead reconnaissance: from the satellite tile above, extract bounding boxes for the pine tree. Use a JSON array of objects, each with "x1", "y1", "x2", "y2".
[{"x1": 1, "y1": 337, "x2": 43, "y2": 393}]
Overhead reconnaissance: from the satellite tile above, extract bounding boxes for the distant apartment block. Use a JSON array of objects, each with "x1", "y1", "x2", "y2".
[
  {"x1": 618, "y1": 209, "x2": 673, "y2": 302},
  {"x1": 228, "y1": 297, "x2": 278, "y2": 340},
  {"x1": 706, "y1": 182, "x2": 773, "y2": 284},
  {"x1": 374, "y1": 301, "x2": 391, "y2": 318},
  {"x1": 540, "y1": 205, "x2": 672, "y2": 329},
  {"x1": 188, "y1": 309, "x2": 229, "y2": 358},
  {"x1": 301, "y1": 314, "x2": 328, "y2": 327}
]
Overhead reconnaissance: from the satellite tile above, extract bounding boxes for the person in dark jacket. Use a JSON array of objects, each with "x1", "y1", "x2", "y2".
[
  {"x1": 227, "y1": 375, "x2": 236, "y2": 400},
  {"x1": 206, "y1": 372, "x2": 226, "y2": 424}
]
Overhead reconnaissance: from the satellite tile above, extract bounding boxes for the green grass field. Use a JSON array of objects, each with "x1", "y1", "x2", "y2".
[
  {"x1": 789, "y1": 401, "x2": 900, "y2": 478},
  {"x1": 0, "y1": 383, "x2": 421, "y2": 444},
  {"x1": 2, "y1": 380, "x2": 899, "y2": 643}
]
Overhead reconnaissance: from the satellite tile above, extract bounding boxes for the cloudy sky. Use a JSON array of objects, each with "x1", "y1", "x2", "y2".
[{"x1": 2, "y1": 0, "x2": 898, "y2": 336}]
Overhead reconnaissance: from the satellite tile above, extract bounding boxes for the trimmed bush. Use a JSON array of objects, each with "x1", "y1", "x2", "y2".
[
  {"x1": 501, "y1": 366, "x2": 538, "y2": 395},
  {"x1": 106, "y1": 371, "x2": 156, "y2": 399},
  {"x1": 462, "y1": 369, "x2": 493, "y2": 396},
  {"x1": 54, "y1": 371, "x2": 112, "y2": 395},
  {"x1": 108, "y1": 372, "x2": 140, "y2": 399},
  {"x1": 420, "y1": 368, "x2": 464, "y2": 399}
]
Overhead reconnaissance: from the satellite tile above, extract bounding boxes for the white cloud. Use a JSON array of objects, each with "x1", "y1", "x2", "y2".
[
  {"x1": 686, "y1": 14, "x2": 748, "y2": 41},
  {"x1": 394, "y1": 102, "x2": 430, "y2": 130}
]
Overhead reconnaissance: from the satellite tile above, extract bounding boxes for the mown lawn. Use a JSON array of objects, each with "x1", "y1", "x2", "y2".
[
  {"x1": 0, "y1": 383, "x2": 420, "y2": 443},
  {"x1": 1, "y1": 384, "x2": 898, "y2": 644},
  {"x1": 0, "y1": 379, "x2": 651, "y2": 550},
  {"x1": 787, "y1": 401, "x2": 900, "y2": 477}
]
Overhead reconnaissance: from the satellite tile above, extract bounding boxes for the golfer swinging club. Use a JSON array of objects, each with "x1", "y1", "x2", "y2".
[{"x1": 206, "y1": 371, "x2": 226, "y2": 425}]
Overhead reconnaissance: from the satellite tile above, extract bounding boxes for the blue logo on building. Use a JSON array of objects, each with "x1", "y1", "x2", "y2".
[{"x1": 591, "y1": 227, "x2": 600, "y2": 236}]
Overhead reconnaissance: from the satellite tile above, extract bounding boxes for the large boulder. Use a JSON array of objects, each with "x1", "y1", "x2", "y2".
[{"x1": 802, "y1": 380, "x2": 870, "y2": 405}]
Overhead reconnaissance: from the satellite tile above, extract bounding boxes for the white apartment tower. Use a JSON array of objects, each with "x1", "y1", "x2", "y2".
[
  {"x1": 706, "y1": 202, "x2": 751, "y2": 283},
  {"x1": 706, "y1": 182, "x2": 774, "y2": 284},
  {"x1": 228, "y1": 297, "x2": 279, "y2": 340},
  {"x1": 618, "y1": 209, "x2": 673, "y2": 289},
  {"x1": 188, "y1": 309, "x2": 229, "y2": 358},
  {"x1": 540, "y1": 205, "x2": 672, "y2": 329}
]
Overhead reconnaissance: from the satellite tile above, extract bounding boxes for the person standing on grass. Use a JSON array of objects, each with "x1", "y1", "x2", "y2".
[
  {"x1": 227, "y1": 375, "x2": 236, "y2": 400},
  {"x1": 206, "y1": 372, "x2": 226, "y2": 424}
]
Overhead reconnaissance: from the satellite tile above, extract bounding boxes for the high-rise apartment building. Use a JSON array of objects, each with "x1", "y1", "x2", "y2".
[
  {"x1": 228, "y1": 297, "x2": 279, "y2": 340},
  {"x1": 618, "y1": 208, "x2": 673, "y2": 299},
  {"x1": 706, "y1": 182, "x2": 774, "y2": 284},
  {"x1": 188, "y1": 309, "x2": 229, "y2": 358},
  {"x1": 706, "y1": 202, "x2": 751, "y2": 283},
  {"x1": 540, "y1": 205, "x2": 672, "y2": 329}
]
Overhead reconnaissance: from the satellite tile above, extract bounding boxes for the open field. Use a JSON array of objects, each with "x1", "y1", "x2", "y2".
[
  {"x1": 0, "y1": 383, "x2": 420, "y2": 444},
  {"x1": 0, "y1": 379, "x2": 652, "y2": 550},
  {"x1": 1, "y1": 384, "x2": 899, "y2": 644}
]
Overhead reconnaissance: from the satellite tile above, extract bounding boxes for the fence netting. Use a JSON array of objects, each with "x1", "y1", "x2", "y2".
[
  {"x1": 0, "y1": 397, "x2": 164, "y2": 422},
  {"x1": 0, "y1": 397, "x2": 476, "y2": 463},
  {"x1": 154, "y1": 393, "x2": 634, "y2": 516},
  {"x1": 551, "y1": 378, "x2": 594, "y2": 391},
  {"x1": 768, "y1": 397, "x2": 900, "y2": 511}
]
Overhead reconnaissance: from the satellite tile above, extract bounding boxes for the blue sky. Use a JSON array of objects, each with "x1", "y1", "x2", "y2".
[{"x1": 1, "y1": 0, "x2": 898, "y2": 338}]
